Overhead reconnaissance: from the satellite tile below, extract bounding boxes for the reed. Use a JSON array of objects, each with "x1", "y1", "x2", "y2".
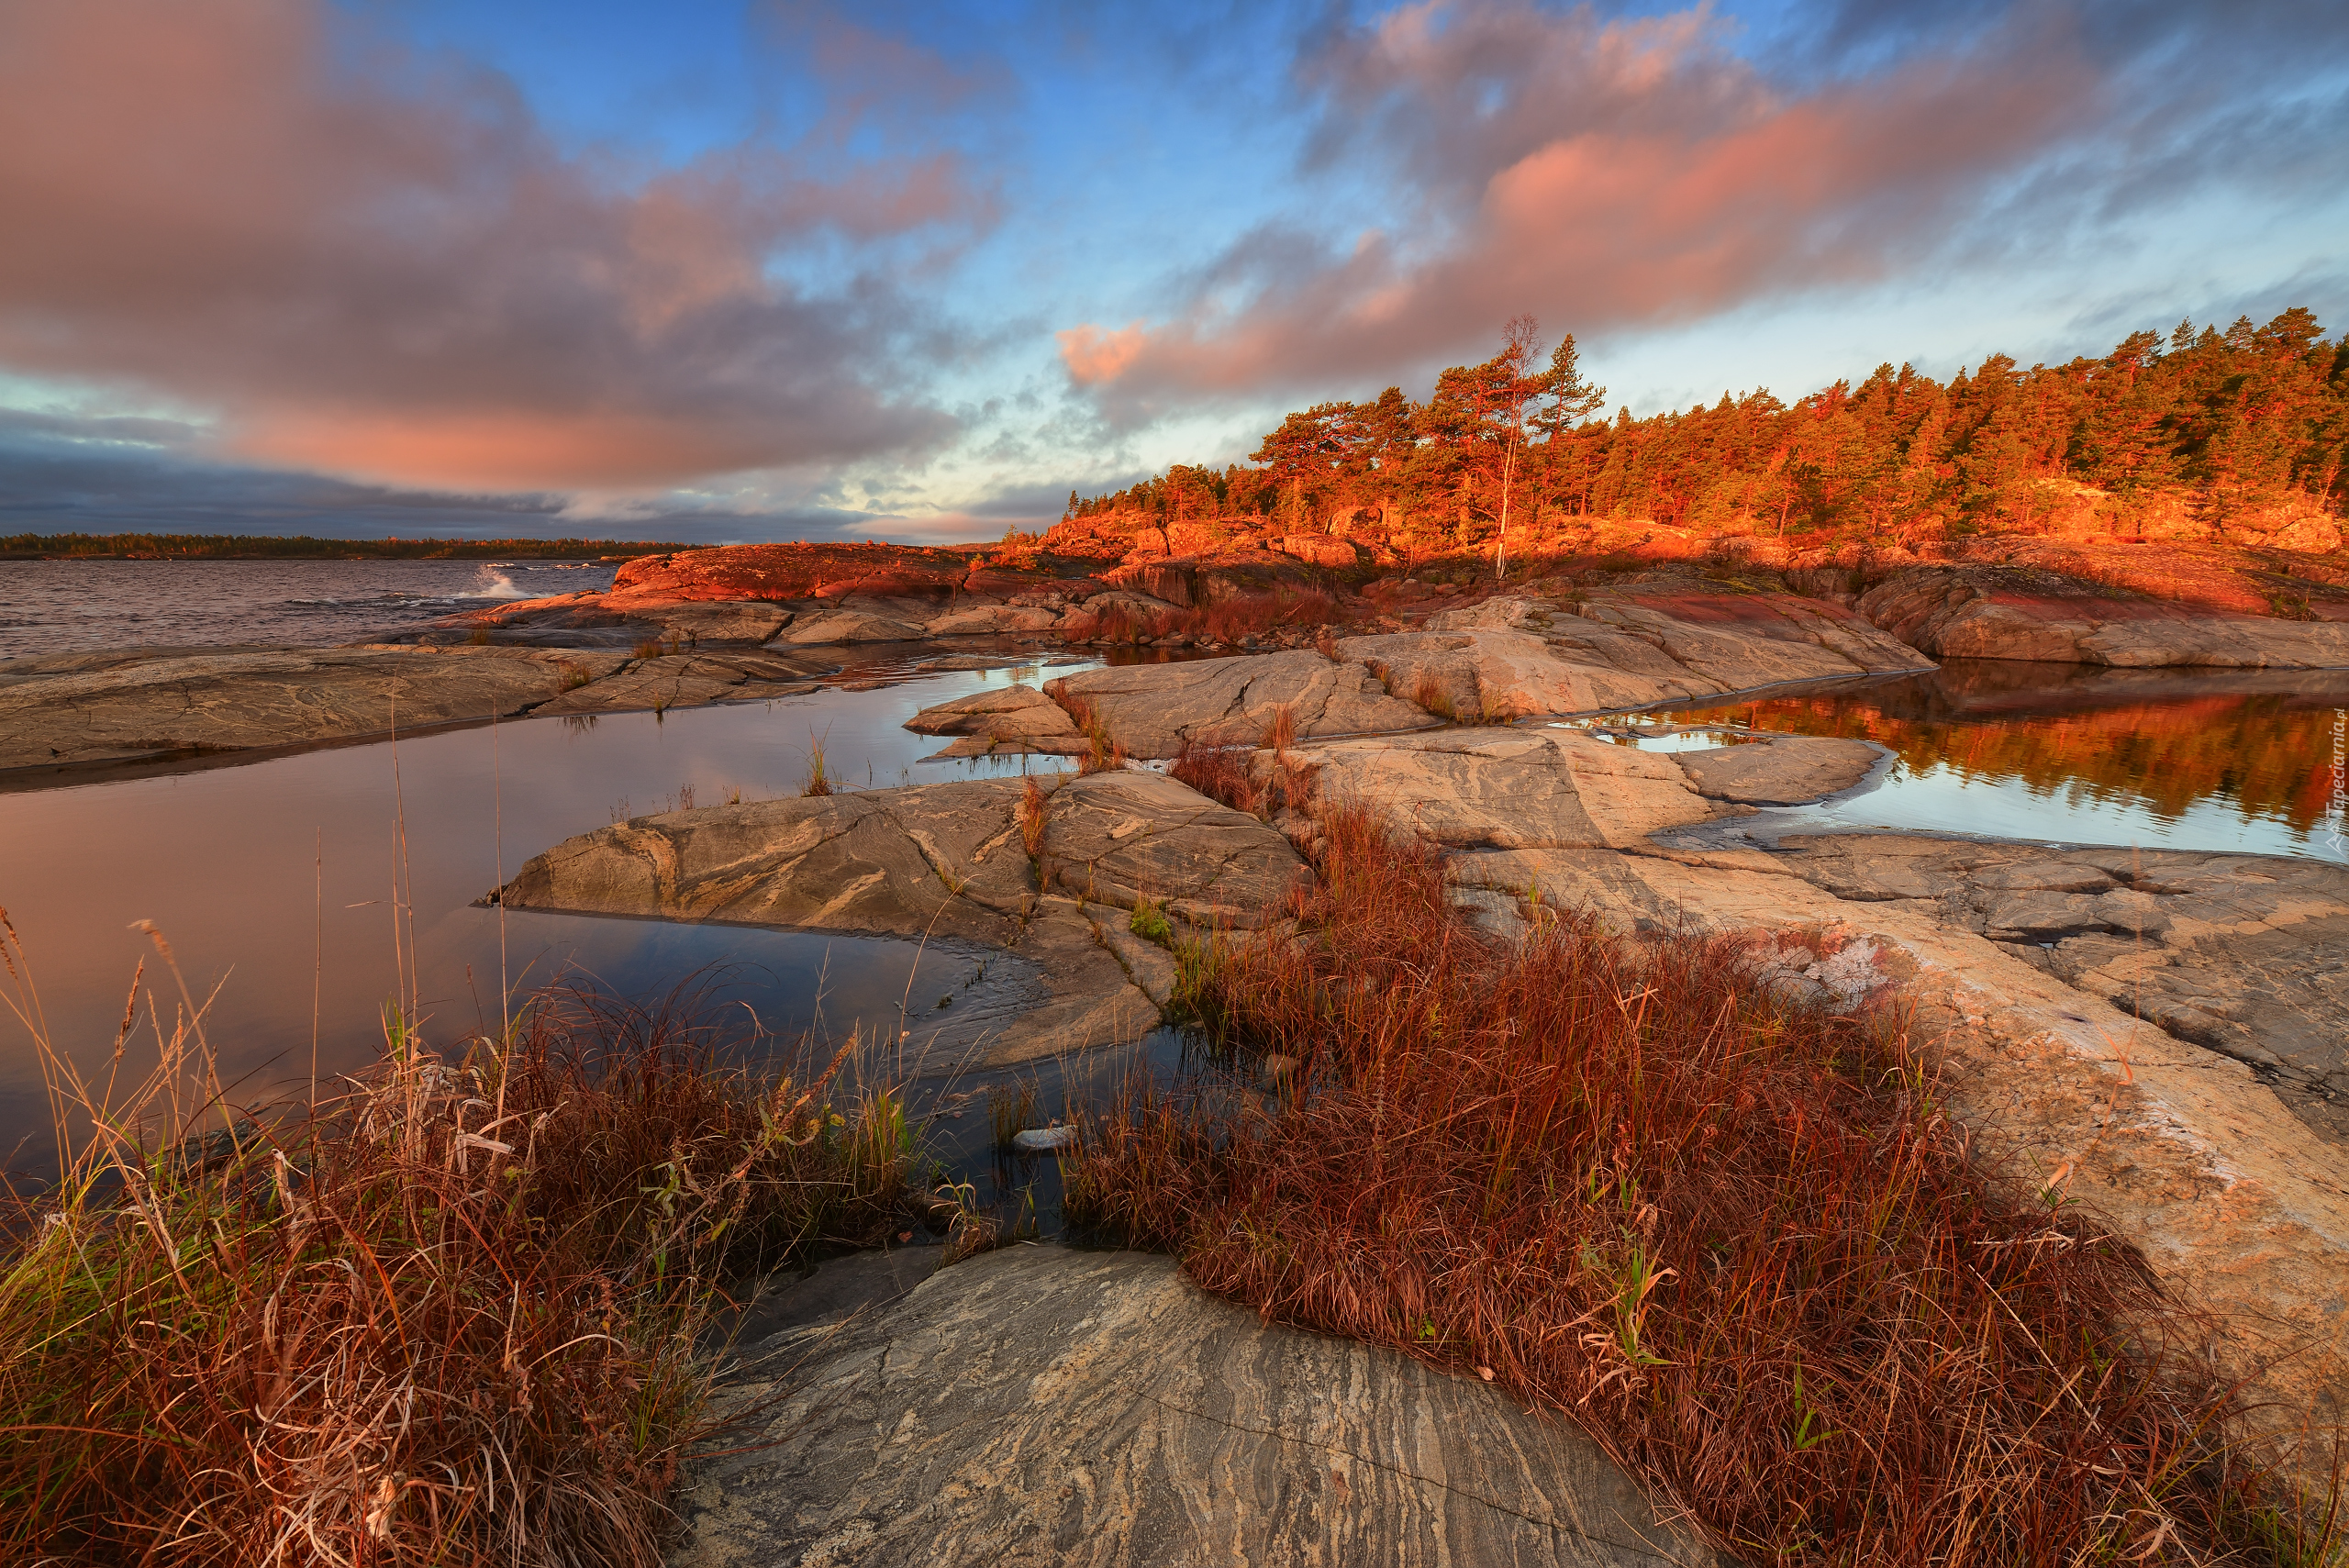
[
  {"x1": 1064, "y1": 805, "x2": 2328, "y2": 1567},
  {"x1": 0, "y1": 925, "x2": 910, "y2": 1568}
]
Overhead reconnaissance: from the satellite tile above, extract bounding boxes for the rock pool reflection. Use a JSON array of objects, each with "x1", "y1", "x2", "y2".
[{"x1": 1657, "y1": 660, "x2": 2349, "y2": 859}]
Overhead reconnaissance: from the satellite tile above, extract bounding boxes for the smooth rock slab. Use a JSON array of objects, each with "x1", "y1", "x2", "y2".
[
  {"x1": 1286, "y1": 727, "x2": 1723, "y2": 851},
  {"x1": 0, "y1": 644, "x2": 629, "y2": 773},
  {"x1": 1673, "y1": 737, "x2": 1881, "y2": 806},
  {"x1": 904, "y1": 684, "x2": 1087, "y2": 756},
  {"x1": 671, "y1": 1246, "x2": 1715, "y2": 1568},
  {"x1": 1044, "y1": 651, "x2": 1434, "y2": 759},
  {"x1": 492, "y1": 773, "x2": 1307, "y2": 1062}
]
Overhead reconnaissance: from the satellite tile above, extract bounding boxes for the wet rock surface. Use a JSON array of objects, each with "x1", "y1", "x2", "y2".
[
  {"x1": 491, "y1": 771, "x2": 1306, "y2": 1064},
  {"x1": 0, "y1": 643, "x2": 629, "y2": 773},
  {"x1": 671, "y1": 1245, "x2": 1717, "y2": 1568},
  {"x1": 1044, "y1": 651, "x2": 1435, "y2": 759}
]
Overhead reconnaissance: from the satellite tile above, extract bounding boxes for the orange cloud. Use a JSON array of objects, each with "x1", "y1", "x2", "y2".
[
  {"x1": 1059, "y1": 1, "x2": 2101, "y2": 408},
  {"x1": 0, "y1": 0, "x2": 981, "y2": 491},
  {"x1": 1055, "y1": 322, "x2": 1151, "y2": 386}
]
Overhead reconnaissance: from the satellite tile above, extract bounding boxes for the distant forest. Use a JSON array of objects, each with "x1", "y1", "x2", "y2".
[
  {"x1": 0, "y1": 534, "x2": 688, "y2": 560},
  {"x1": 1064, "y1": 308, "x2": 2349, "y2": 543}
]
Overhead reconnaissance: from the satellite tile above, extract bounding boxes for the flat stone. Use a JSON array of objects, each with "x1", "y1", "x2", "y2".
[
  {"x1": 491, "y1": 773, "x2": 1306, "y2": 1064},
  {"x1": 904, "y1": 684, "x2": 1085, "y2": 753},
  {"x1": 532, "y1": 648, "x2": 837, "y2": 715},
  {"x1": 923, "y1": 604, "x2": 1065, "y2": 636},
  {"x1": 0, "y1": 644, "x2": 629, "y2": 773},
  {"x1": 1674, "y1": 736, "x2": 1880, "y2": 806},
  {"x1": 780, "y1": 607, "x2": 930, "y2": 644},
  {"x1": 1044, "y1": 651, "x2": 1435, "y2": 759},
  {"x1": 1287, "y1": 727, "x2": 1722, "y2": 851},
  {"x1": 628, "y1": 600, "x2": 794, "y2": 645},
  {"x1": 1856, "y1": 565, "x2": 2349, "y2": 667},
  {"x1": 671, "y1": 1246, "x2": 1715, "y2": 1568}
]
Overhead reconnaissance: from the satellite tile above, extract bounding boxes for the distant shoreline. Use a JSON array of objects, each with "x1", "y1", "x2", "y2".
[{"x1": 0, "y1": 532, "x2": 685, "y2": 562}]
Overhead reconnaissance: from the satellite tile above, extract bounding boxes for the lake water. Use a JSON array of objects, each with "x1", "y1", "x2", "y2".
[
  {"x1": 0, "y1": 558, "x2": 618, "y2": 658},
  {"x1": 1569, "y1": 660, "x2": 2349, "y2": 862},
  {"x1": 0, "y1": 664, "x2": 1100, "y2": 1180}
]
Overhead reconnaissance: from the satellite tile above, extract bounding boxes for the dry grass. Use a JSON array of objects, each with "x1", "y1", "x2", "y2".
[
  {"x1": 1065, "y1": 696, "x2": 1126, "y2": 776},
  {"x1": 0, "y1": 925, "x2": 912, "y2": 1568},
  {"x1": 1065, "y1": 806, "x2": 2330, "y2": 1567},
  {"x1": 1017, "y1": 776, "x2": 1050, "y2": 866},
  {"x1": 800, "y1": 730, "x2": 836, "y2": 797},
  {"x1": 1167, "y1": 737, "x2": 1316, "y2": 826}
]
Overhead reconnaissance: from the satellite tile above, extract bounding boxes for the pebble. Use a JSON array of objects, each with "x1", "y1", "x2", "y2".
[{"x1": 1011, "y1": 1125, "x2": 1077, "y2": 1152}]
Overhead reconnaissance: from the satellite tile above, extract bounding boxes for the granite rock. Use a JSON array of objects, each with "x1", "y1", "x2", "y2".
[
  {"x1": 1339, "y1": 590, "x2": 1932, "y2": 721},
  {"x1": 0, "y1": 644, "x2": 629, "y2": 773},
  {"x1": 1284, "y1": 727, "x2": 1723, "y2": 851},
  {"x1": 1672, "y1": 737, "x2": 1882, "y2": 806},
  {"x1": 1856, "y1": 565, "x2": 2349, "y2": 667},
  {"x1": 491, "y1": 773, "x2": 1307, "y2": 1063},
  {"x1": 1447, "y1": 836, "x2": 2349, "y2": 1481},
  {"x1": 670, "y1": 1245, "x2": 1717, "y2": 1568},
  {"x1": 1044, "y1": 651, "x2": 1435, "y2": 759}
]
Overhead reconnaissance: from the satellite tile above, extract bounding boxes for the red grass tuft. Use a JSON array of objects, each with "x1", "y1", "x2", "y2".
[
  {"x1": 0, "y1": 957, "x2": 911, "y2": 1568},
  {"x1": 1068, "y1": 805, "x2": 2316, "y2": 1566}
]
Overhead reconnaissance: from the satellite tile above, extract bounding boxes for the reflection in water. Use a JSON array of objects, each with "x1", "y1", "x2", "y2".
[
  {"x1": 1664, "y1": 660, "x2": 2349, "y2": 859},
  {"x1": 0, "y1": 665, "x2": 1085, "y2": 1169}
]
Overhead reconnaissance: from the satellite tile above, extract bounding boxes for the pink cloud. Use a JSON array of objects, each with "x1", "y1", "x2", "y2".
[
  {"x1": 1058, "y1": 0, "x2": 2101, "y2": 407},
  {"x1": 0, "y1": 0, "x2": 988, "y2": 491}
]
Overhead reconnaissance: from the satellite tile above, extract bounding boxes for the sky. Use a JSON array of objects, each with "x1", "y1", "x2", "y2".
[{"x1": 1, "y1": 0, "x2": 2345, "y2": 546}]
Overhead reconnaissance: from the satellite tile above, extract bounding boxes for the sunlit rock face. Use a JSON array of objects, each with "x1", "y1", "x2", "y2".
[
  {"x1": 1340, "y1": 589, "x2": 1934, "y2": 721},
  {"x1": 1044, "y1": 651, "x2": 1436, "y2": 760}
]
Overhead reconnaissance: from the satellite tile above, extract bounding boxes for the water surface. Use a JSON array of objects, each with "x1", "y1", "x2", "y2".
[
  {"x1": 0, "y1": 558, "x2": 617, "y2": 658},
  {"x1": 0, "y1": 664, "x2": 1086, "y2": 1171},
  {"x1": 1634, "y1": 661, "x2": 2349, "y2": 860}
]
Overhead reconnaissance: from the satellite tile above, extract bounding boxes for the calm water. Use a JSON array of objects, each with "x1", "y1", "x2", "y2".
[
  {"x1": 1626, "y1": 660, "x2": 2349, "y2": 861},
  {"x1": 0, "y1": 558, "x2": 617, "y2": 658},
  {"x1": 0, "y1": 665, "x2": 1096, "y2": 1174}
]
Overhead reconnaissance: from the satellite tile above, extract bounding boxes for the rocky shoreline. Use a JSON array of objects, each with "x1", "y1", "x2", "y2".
[
  {"x1": 8, "y1": 536, "x2": 2347, "y2": 1556},
  {"x1": 7, "y1": 532, "x2": 2344, "y2": 787}
]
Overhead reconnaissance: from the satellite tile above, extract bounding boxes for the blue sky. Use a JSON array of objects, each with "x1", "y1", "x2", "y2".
[{"x1": 1, "y1": 0, "x2": 2344, "y2": 544}]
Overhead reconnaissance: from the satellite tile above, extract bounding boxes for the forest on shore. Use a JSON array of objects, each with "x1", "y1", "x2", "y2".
[
  {"x1": 1064, "y1": 309, "x2": 2349, "y2": 547},
  {"x1": 0, "y1": 533, "x2": 686, "y2": 560}
]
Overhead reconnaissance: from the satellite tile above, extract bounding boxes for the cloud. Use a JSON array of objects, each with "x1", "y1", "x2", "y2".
[
  {"x1": 0, "y1": 0, "x2": 992, "y2": 493},
  {"x1": 1056, "y1": 0, "x2": 2348, "y2": 412}
]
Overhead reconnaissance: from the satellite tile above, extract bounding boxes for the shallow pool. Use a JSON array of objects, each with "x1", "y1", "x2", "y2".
[{"x1": 1610, "y1": 660, "x2": 2349, "y2": 861}]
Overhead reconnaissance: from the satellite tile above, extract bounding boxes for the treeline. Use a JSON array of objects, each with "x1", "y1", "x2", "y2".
[
  {"x1": 0, "y1": 533, "x2": 688, "y2": 560},
  {"x1": 1065, "y1": 308, "x2": 2349, "y2": 544}
]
